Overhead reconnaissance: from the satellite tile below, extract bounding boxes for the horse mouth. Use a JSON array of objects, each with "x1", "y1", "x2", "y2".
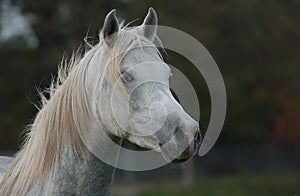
[
  {"x1": 165, "y1": 130, "x2": 201, "y2": 163},
  {"x1": 172, "y1": 157, "x2": 189, "y2": 163}
]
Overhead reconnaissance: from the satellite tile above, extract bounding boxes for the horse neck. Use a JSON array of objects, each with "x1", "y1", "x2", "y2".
[
  {"x1": 44, "y1": 57, "x2": 121, "y2": 195},
  {"x1": 42, "y1": 139, "x2": 117, "y2": 196},
  {"x1": 34, "y1": 51, "x2": 119, "y2": 195}
]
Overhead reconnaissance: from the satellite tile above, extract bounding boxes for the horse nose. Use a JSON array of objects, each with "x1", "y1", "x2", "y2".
[
  {"x1": 173, "y1": 126, "x2": 201, "y2": 162},
  {"x1": 194, "y1": 128, "x2": 202, "y2": 152}
]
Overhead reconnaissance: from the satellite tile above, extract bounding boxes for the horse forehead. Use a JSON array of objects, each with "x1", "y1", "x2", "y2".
[
  {"x1": 122, "y1": 46, "x2": 162, "y2": 65},
  {"x1": 121, "y1": 47, "x2": 170, "y2": 74}
]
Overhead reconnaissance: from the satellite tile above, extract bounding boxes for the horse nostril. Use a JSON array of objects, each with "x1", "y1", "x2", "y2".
[{"x1": 195, "y1": 130, "x2": 202, "y2": 146}]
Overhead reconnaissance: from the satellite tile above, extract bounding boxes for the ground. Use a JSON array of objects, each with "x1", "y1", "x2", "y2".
[{"x1": 112, "y1": 171, "x2": 300, "y2": 196}]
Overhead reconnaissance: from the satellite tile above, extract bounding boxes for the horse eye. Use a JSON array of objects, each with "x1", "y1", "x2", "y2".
[{"x1": 121, "y1": 72, "x2": 134, "y2": 83}]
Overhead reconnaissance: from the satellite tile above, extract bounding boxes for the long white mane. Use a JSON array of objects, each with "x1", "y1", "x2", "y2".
[{"x1": 0, "y1": 24, "x2": 162, "y2": 196}]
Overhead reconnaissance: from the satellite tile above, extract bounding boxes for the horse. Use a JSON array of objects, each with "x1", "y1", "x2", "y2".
[{"x1": 0, "y1": 8, "x2": 202, "y2": 195}]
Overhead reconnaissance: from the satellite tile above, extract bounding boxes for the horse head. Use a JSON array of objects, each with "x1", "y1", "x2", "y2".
[{"x1": 88, "y1": 8, "x2": 202, "y2": 163}]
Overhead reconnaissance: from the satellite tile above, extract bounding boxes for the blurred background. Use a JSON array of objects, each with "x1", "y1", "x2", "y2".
[{"x1": 0, "y1": 0, "x2": 299, "y2": 195}]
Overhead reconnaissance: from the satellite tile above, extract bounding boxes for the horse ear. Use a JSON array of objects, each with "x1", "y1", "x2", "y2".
[
  {"x1": 102, "y1": 9, "x2": 119, "y2": 46},
  {"x1": 139, "y1": 7, "x2": 158, "y2": 41}
]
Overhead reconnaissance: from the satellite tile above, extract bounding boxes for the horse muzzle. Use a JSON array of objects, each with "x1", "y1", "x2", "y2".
[
  {"x1": 158, "y1": 125, "x2": 202, "y2": 163},
  {"x1": 172, "y1": 127, "x2": 202, "y2": 163}
]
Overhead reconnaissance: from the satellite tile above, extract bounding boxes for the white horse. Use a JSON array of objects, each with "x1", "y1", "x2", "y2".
[{"x1": 0, "y1": 8, "x2": 201, "y2": 195}]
